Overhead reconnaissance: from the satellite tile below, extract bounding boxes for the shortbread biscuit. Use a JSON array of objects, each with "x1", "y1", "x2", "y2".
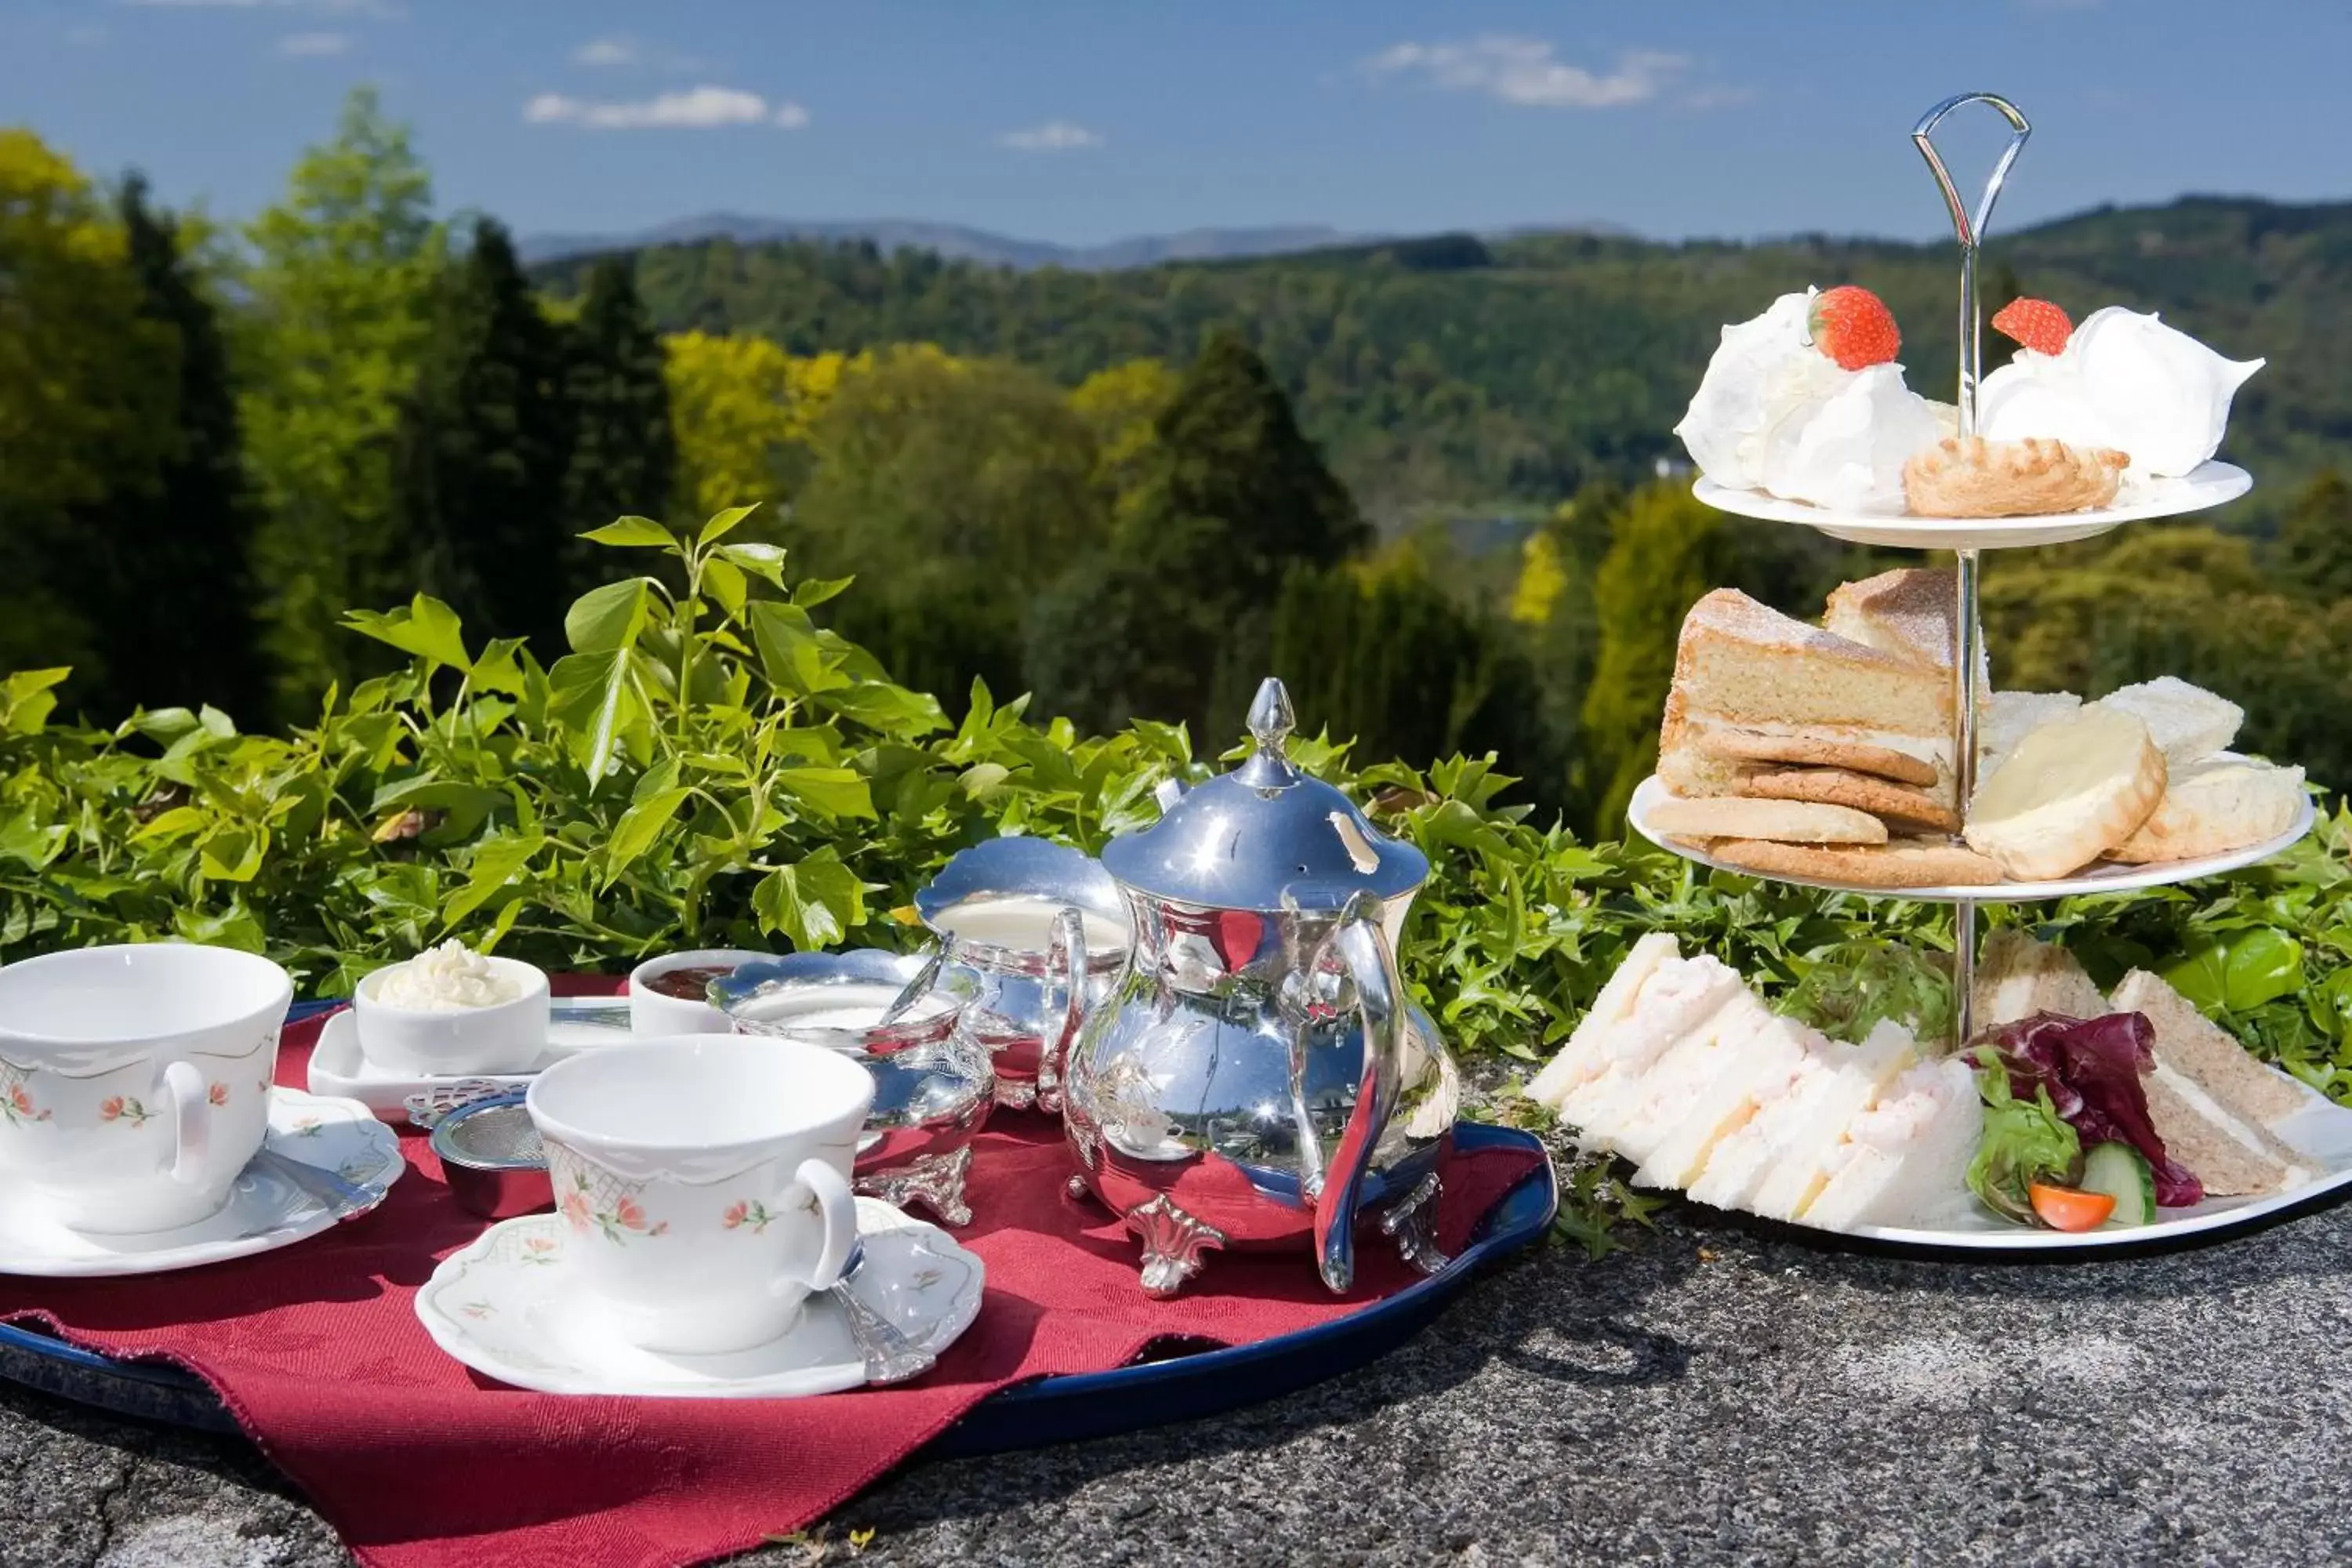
[
  {"x1": 1708, "y1": 838, "x2": 2002, "y2": 888},
  {"x1": 1735, "y1": 768, "x2": 1962, "y2": 835},
  {"x1": 1902, "y1": 435, "x2": 2129, "y2": 518},
  {"x1": 1645, "y1": 796, "x2": 1888, "y2": 847},
  {"x1": 1692, "y1": 729, "x2": 1940, "y2": 788}
]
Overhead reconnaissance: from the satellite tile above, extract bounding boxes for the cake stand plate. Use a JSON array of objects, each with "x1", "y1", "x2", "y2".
[
  {"x1": 1800, "y1": 1070, "x2": 2352, "y2": 1252},
  {"x1": 1628, "y1": 773, "x2": 2316, "y2": 905},
  {"x1": 1693, "y1": 461, "x2": 2250, "y2": 550}
]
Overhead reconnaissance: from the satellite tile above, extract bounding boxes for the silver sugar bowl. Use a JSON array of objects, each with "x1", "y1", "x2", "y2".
[
  {"x1": 710, "y1": 951, "x2": 993, "y2": 1226},
  {"x1": 910, "y1": 837, "x2": 1131, "y2": 1113},
  {"x1": 1062, "y1": 677, "x2": 1461, "y2": 1297}
]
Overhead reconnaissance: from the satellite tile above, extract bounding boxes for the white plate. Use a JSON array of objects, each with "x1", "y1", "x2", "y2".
[
  {"x1": 1693, "y1": 461, "x2": 2252, "y2": 550},
  {"x1": 1628, "y1": 772, "x2": 2316, "y2": 904},
  {"x1": 1837, "y1": 1071, "x2": 2352, "y2": 1250},
  {"x1": 0, "y1": 1089, "x2": 402, "y2": 1278},
  {"x1": 415, "y1": 1196, "x2": 985, "y2": 1397},
  {"x1": 307, "y1": 1005, "x2": 635, "y2": 1122}
]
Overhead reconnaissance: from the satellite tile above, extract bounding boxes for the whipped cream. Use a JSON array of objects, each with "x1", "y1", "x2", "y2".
[
  {"x1": 1675, "y1": 290, "x2": 1942, "y2": 514},
  {"x1": 1977, "y1": 307, "x2": 2263, "y2": 479},
  {"x1": 371, "y1": 939, "x2": 519, "y2": 1011}
]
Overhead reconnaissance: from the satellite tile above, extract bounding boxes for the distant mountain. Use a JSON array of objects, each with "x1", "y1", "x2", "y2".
[
  {"x1": 534, "y1": 194, "x2": 2336, "y2": 522},
  {"x1": 517, "y1": 216, "x2": 1372, "y2": 271}
]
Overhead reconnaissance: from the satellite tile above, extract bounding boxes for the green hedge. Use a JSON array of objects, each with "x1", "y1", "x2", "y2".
[{"x1": 4, "y1": 513, "x2": 2350, "y2": 1107}]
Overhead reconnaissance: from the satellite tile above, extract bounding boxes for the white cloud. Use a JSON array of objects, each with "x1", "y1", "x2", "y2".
[
  {"x1": 1363, "y1": 36, "x2": 1689, "y2": 109},
  {"x1": 278, "y1": 30, "x2": 348, "y2": 55},
  {"x1": 572, "y1": 36, "x2": 636, "y2": 67},
  {"x1": 524, "y1": 85, "x2": 809, "y2": 131},
  {"x1": 1000, "y1": 120, "x2": 1103, "y2": 152}
]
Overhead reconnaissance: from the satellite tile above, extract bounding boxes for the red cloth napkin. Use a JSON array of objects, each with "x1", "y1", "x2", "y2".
[{"x1": 0, "y1": 979, "x2": 1545, "y2": 1568}]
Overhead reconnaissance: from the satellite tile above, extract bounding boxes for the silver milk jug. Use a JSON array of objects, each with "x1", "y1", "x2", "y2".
[
  {"x1": 911, "y1": 837, "x2": 1131, "y2": 1113},
  {"x1": 1061, "y1": 677, "x2": 1461, "y2": 1297}
]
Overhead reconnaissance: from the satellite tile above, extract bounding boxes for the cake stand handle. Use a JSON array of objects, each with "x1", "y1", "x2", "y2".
[
  {"x1": 1911, "y1": 93, "x2": 2031, "y2": 434},
  {"x1": 1951, "y1": 550, "x2": 1983, "y2": 1051}
]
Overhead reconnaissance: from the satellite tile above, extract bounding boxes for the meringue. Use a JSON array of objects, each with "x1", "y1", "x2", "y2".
[
  {"x1": 1675, "y1": 290, "x2": 1941, "y2": 514},
  {"x1": 1977, "y1": 307, "x2": 2262, "y2": 480}
]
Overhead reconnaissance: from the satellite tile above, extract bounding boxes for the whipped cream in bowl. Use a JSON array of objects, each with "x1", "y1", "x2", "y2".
[
  {"x1": 354, "y1": 940, "x2": 550, "y2": 1076},
  {"x1": 1675, "y1": 289, "x2": 1943, "y2": 515}
]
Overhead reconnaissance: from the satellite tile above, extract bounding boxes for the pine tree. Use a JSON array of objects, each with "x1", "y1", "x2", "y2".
[
  {"x1": 76, "y1": 175, "x2": 263, "y2": 719},
  {"x1": 2279, "y1": 469, "x2": 2352, "y2": 601},
  {"x1": 1026, "y1": 331, "x2": 1365, "y2": 737},
  {"x1": 557, "y1": 261, "x2": 676, "y2": 608},
  {"x1": 391, "y1": 217, "x2": 574, "y2": 652}
]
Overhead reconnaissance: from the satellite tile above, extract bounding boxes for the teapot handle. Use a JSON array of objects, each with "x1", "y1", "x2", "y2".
[
  {"x1": 1309, "y1": 892, "x2": 1406, "y2": 1295},
  {"x1": 1035, "y1": 905, "x2": 1087, "y2": 1114}
]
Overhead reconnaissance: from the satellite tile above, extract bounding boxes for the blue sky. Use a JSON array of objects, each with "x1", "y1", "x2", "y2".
[{"x1": 6, "y1": 0, "x2": 2351, "y2": 246}]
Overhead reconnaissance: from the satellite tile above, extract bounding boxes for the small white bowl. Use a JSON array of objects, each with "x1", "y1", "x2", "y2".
[
  {"x1": 352, "y1": 956, "x2": 550, "y2": 1076},
  {"x1": 626, "y1": 949, "x2": 772, "y2": 1036}
]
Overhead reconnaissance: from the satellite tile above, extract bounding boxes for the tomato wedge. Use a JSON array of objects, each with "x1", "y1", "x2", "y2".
[{"x1": 2029, "y1": 1182, "x2": 2117, "y2": 1232}]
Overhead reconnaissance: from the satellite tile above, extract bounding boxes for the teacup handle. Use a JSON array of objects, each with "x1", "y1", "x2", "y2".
[
  {"x1": 784, "y1": 1156, "x2": 859, "y2": 1293},
  {"x1": 162, "y1": 1060, "x2": 215, "y2": 1191}
]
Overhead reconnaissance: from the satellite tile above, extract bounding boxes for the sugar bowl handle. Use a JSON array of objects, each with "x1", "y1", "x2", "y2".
[
  {"x1": 1035, "y1": 905, "x2": 1088, "y2": 1114},
  {"x1": 1311, "y1": 892, "x2": 1406, "y2": 1295}
]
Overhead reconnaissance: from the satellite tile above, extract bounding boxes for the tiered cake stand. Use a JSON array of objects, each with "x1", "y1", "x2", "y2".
[{"x1": 1629, "y1": 92, "x2": 2308, "y2": 1051}]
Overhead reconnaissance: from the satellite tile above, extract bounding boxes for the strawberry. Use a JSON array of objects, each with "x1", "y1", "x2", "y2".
[
  {"x1": 1991, "y1": 296, "x2": 2072, "y2": 356},
  {"x1": 1806, "y1": 286, "x2": 1900, "y2": 370}
]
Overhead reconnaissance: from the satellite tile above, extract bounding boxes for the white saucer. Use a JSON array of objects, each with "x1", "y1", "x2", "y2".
[
  {"x1": 0, "y1": 1088, "x2": 402, "y2": 1278},
  {"x1": 415, "y1": 1196, "x2": 985, "y2": 1397},
  {"x1": 1693, "y1": 460, "x2": 2251, "y2": 550},
  {"x1": 1628, "y1": 770, "x2": 2315, "y2": 904},
  {"x1": 308, "y1": 1005, "x2": 635, "y2": 1122}
]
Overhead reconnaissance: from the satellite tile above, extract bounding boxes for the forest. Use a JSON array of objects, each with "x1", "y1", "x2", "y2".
[{"x1": 5, "y1": 89, "x2": 2348, "y2": 845}]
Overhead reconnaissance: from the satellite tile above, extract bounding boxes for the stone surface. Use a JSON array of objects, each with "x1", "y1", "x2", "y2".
[{"x1": 7, "y1": 1187, "x2": 2352, "y2": 1567}]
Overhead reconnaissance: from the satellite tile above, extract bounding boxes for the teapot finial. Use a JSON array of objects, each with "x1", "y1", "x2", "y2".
[{"x1": 1239, "y1": 677, "x2": 1299, "y2": 789}]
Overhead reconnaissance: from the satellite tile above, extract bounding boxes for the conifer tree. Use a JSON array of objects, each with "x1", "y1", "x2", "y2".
[
  {"x1": 2279, "y1": 469, "x2": 2352, "y2": 601},
  {"x1": 392, "y1": 217, "x2": 574, "y2": 651},
  {"x1": 78, "y1": 175, "x2": 263, "y2": 719},
  {"x1": 558, "y1": 260, "x2": 676, "y2": 607}
]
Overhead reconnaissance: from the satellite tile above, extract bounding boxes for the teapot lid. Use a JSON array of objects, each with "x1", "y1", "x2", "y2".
[{"x1": 1100, "y1": 677, "x2": 1428, "y2": 912}]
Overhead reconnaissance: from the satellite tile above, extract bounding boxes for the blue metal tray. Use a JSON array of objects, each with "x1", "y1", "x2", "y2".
[{"x1": 0, "y1": 999, "x2": 1558, "y2": 1454}]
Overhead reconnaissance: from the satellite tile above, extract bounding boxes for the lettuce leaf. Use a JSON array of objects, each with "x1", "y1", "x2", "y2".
[
  {"x1": 1780, "y1": 939, "x2": 1953, "y2": 1045},
  {"x1": 1974, "y1": 1011, "x2": 2204, "y2": 1208},
  {"x1": 1965, "y1": 1054, "x2": 2082, "y2": 1225}
]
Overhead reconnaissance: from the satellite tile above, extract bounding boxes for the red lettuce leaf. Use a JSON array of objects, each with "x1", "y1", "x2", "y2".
[{"x1": 1970, "y1": 1011, "x2": 2204, "y2": 1207}]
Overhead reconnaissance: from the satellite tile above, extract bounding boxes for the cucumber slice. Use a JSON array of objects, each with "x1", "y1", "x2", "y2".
[{"x1": 2080, "y1": 1142, "x2": 2156, "y2": 1227}]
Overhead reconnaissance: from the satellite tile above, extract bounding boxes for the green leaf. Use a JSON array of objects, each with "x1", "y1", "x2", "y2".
[
  {"x1": 546, "y1": 648, "x2": 646, "y2": 781},
  {"x1": 601, "y1": 789, "x2": 692, "y2": 888},
  {"x1": 580, "y1": 516, "x2": 677, "y2": 550},
  {"x1": 2223, "y1": 930, "x2": 2305, "y2": 1014},
  {"x1": 343, "y1": 594, "x2": 473, "y2": 672},
  {"x1": 774, "y1": 766, "x2": 876, "y2": 820},
  {"x1": 701, "y1": 557, "x2": 747, "y2": 619},
  {"x1": 2159, "y1": 942, "x2": 2230, "y2": 1014},
  {"x1": 131, "y1": 806, "x2": 209, "y2": 843},
  {"x1": 747, "y1": 601, "x2": 848, "y2": 696},
  {"x1": 0, "y1": 668, "x2": 68, "y2": 735},
  {"x1": 198, "y1": 826, "x2": 268, "y2": 883},
  {"x1": 0, "y1": 808, "x2": 68, "y2": 871},
  {"x1": 717, "y1": 542, "x2": 789, "y2": 590},
  {"x1": 793, "y1": 575, "x2": 855, "y2": 608},
  {"x1": 818, "y1": 682, "x2": 948, "y2": 739},
  {"x1": 697, "y1": 504, "x2": 760, "y2": 546},
  {"x1": 564, "y1": 578, "x2": 654, "y2": 656},
  {"x1": 751, "y1": 848, "x2": 868, "y2": 950},
  {"x1": 442, "y1": 833, "x2": 546, "y2": 927}
]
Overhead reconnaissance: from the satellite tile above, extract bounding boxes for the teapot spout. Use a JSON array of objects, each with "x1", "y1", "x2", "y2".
[{"x1": 1308, "y1": 892, "x2": 1407, "y2": 1294}]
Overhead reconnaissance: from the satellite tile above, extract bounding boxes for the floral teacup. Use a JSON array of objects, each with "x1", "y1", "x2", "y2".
[
  {"x1": 524, "y1": 1036, "x2": 873, "y2": 1355},
  {"x1": 0, "y1": 943, "x2": 292, "y2": 1234}
]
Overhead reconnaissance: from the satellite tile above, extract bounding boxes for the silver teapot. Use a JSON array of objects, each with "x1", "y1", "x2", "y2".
[{"x1": 1060, "y1": 678, "x2": 1461, "y2": 1297}]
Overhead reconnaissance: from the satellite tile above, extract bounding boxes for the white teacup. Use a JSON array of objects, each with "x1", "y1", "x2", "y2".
[
  {"x1": 525, "y1": 1036, "x2": 873, "y2": 1355},
  {"x1": 626, "y1": 949, "x2": 771, "y2": 1036},
  {"x1": 0, "y1": 943, "x2": 292, "y2": 1234}
]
